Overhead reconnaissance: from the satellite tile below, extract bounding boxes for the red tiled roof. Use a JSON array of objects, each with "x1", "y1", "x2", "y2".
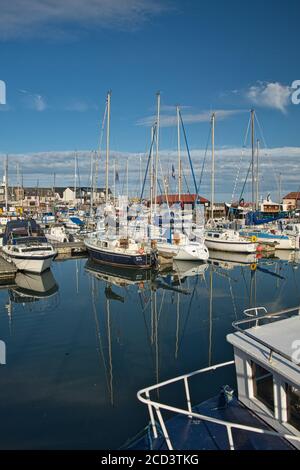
[
  {"x1": 155, "y1": 194, "x2": 209, "y2": 204},
  {"x1": 283, "y1": 192, "x2": 300, "y2": 200}
]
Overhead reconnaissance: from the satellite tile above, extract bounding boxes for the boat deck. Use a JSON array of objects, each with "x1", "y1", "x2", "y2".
[{"x1": 125, "y1": 396, "x2": 295, "y2": 450}]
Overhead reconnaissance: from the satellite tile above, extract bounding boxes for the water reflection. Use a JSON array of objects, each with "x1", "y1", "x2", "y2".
[{"x1": 0, "y1": 254, "x2": 299, "y2": 449}]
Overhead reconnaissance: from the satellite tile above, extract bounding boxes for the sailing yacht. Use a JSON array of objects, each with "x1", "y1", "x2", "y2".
[
  {"x1": 156, "y1": 232, "x2": 209, "y2": 261},
  {"x1": 84, "y1": 234, "x2": 158, "y2": 269},
  {"x1": 205, "y1": 229, "x2": 257, "y2": 253},
  {"x1": 2, "y1": 220, "x2": 57, "y2": 273}
]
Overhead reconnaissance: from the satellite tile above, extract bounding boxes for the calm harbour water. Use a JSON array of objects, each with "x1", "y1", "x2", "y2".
[{"x1": 0, "y1": 252, "x2": 300, "y2": 449}]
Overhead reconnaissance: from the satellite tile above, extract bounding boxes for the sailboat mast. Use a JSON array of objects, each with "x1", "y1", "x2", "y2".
[
  {"x1": 113, "y1": 159, "x2": 116, "y2": 201},
  {"x1": 126, "y1": 158, "x2": 129, "y2": 200},
  {"x1": 176, "y1": 105, "x2": 182, "y2": 199},
  {"x1": 256, "y1": 139, "x2": 260, "y2": 210},
  {"x1": 150, "y1": 125, "x2": 154, "y2": 225},
  {"x1": 105, "y1": 90, "x2": 111, "y2": 204},
  {"x1": 154, "y1": 91, "x2": 160, "y2": 212},
  {"x1": 74, "y1": 152, "x2": 77, "y2": 208},
  {"x1": 251, "y1": 109, "x2": 255, "y2": 211},
  {"x1": 211, "y1": 113, "x2": 215, "y2": 221},
  {"x1": 5, "y1": 154, "x2": 8, "y2": 212}
]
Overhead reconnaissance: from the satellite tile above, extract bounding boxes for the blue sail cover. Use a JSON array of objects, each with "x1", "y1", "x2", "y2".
[{"x1": 246, "y1": 211, "x2": 290, "y2": 226}]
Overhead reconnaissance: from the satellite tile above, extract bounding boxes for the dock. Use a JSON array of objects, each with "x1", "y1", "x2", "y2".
[
  {"x1": 53, "y1": 241, "x2": 87, "y2": 260},
  {"x1": 0, "y1": 255, "x2": 17, "y2": 283}
]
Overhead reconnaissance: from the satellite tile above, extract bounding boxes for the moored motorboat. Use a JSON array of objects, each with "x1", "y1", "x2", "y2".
[{"x1": 2, "y1": 220, "x2": 57, "y2": 273}]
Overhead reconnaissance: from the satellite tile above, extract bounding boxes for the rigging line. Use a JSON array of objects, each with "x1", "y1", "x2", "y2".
[
  {"x1": 158, "y1": 155, "x2": 170, "y2": 210},
  {"x1": 90, "y1": 277, "x2": 111, "y2": 393},
  {"x1": 254, "y1": 112, "x2": 280, "y2": 195},
  {"x1": 177, "y1": 275, "x2": 199, "y2": 354},
  {"x1": 238, "y1": 159, "x2": 252, "y2": 203},
  {"x1": 196, "y1": 125, "x2": 211, "y2": 199},
  {"x1": 140, "y1": 124, "x2": 157, "y2": 201},
  {"x1": 95, "y1": 101, "x2": 108, "y2": 191},
  {"x1": 181, "y1": 166, "x2": 191, "y2": 194},
  {"x1": 138, "y1": 291, "x2": 157, "y2": 367},
  {"x1": 232, "y1": 113, "x2": 251, "y2": 203},
  {"x1": 228, "y1": 277, "x2": 238, "y2": 320},
  {"x1": 157, "y1": 290, "x2": 166, "y2": 323},
  {"x1": 179, "y1": 110, "x2": 198, "y2": 194}
]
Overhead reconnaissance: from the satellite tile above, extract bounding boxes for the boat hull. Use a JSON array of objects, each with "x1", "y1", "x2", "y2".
[
  {"x1": 2, "y1": 251, "x2": 55, "y2": 273},
  {"x1": 205, "y1": 239, "x2": 257, "y2": 253},
  {"x1": 86, "y1": 245, "x2": 153, "y2": 269}
]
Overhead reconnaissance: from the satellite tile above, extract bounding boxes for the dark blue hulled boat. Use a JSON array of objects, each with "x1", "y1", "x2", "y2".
[{"x1": 84, "y1": 235, "x2": 157, "y2": 269}]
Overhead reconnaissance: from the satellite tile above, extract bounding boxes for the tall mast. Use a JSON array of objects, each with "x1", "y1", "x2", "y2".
[
  {"x1": 139, "y1": 155, "x2": 142, "y2": 196},
  {"x1": 90, "y1": 152, "x2": 94, "y2": 213},
  {"x1": 74, "y1": 152, "x2": 77, "y2": 207},
  {"x1": 113, "y1": 159, "x2": 116, "y2": 201},
  {"x1": 256, "y1": 139, "x2": 260, "y2": 210},
  {"x1": 16, "y1": 163, "x2": 20, "y2": 205},
  {"x1": 279, "y1": 172, "x2": 282, "y2": 205},
  {"x1": 154, "y1": 91, "x2": 160, "y2": 212},
  {"x1": 211, "y1": 113, "x2": 215, "y2": 221},
  {"x1": 251, "y1": 109, "x2": 255, "y2": 211},
  {"x1": 150, "y1": 125, "x2": 154, "y2": 225},
  {"x1": 176, "y1": 105, "x2": 182, "y2": 199},
  {"x1": 126, "y1": 158, "x2": 129, "y2": 200},
  {"x1": 105, "y1": 90, "x2": 111, "y2": 204},
  {"x1": 4, "y1": 155, "x2": 8, "y2": 212}
]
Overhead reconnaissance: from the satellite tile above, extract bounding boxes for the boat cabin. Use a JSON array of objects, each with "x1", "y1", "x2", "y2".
[
  {"x1": 131, "y1": 306, "x2": 300, "y2": 450},
  {"x1": 227, "y1": 306, "x2": 300, "y2": 449}
]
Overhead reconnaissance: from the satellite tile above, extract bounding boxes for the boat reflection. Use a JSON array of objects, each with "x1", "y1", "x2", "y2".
[
  {"x1": 85, "y1": 259, "x2": 154, "y2": 288},
  {"x1": 208, "y1": 251, "x2": 258, "y2": 270},
  {"x1": 8, "y1": 269, "x2": 59, "y2": 313}
]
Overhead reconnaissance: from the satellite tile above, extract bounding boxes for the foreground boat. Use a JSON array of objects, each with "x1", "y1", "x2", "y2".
[
  {"x1": 2, "y1": 220, "x2": 57, "y2": 273},
  {"x1": 84, "y1": 235, "x2": 158, "y2": 269},
  {"x1": 126, "y1": 306, "x2": 300, "y2": 450}
]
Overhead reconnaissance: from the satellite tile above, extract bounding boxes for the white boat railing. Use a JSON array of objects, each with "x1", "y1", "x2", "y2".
[
  {"x1": 233, "y1": 305, "x2": 300, "y2": 365},
  {"x1": 137, "y1": 360, "x2": 300, "y2": 450}
]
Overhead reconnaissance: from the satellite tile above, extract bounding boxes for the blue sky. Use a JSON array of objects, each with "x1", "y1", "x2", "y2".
[{"x1": 0, "y1": 0, "x2": 300, "y2": 200}]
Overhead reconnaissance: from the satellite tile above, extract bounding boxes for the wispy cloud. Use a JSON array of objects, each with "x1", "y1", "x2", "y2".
[
  {"x1": 137, "y1": 109, "x2": 246, "y2": 127},
  {"x1": 245, "y1": 82, "x2": 292, "y2": 113},
  {"x1": 0, "y1": 0, "x2": 172, "y2": 40},
  {"x1": 1, "y1": 147, "x2": 299, "y2": 198},
  {"x1": 19, "y1": 89, "x2": 47, "y2": 111}
]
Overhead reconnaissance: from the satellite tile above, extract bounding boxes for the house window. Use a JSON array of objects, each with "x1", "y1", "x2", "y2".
[
  {"x1": 252, "y1": 362, "x2": 274, "y2": 412},
  {"x1": 286, "y1": 384, "x2": 300, "y2": 431}
]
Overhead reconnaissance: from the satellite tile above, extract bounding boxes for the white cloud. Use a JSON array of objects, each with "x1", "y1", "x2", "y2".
[
  {"x1": 19, "y1": 89, "x2": 47, "y2": 111},
  {"x1": 0, "y1": 0, "x2": 171, "y2": 40},
  {"x1": 1, "y1": 147, "x2": 299, "y2": 196},
  {"x1": 246, "y1": 82, "x2": 292, "y2": 113},
  {"x1": 137, "y1": 109, "x2": 246, "y2": 127}
]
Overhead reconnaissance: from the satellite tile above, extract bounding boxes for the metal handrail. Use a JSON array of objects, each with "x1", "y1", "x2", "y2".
[
  {"x1": 232, "y1": 306, "x2": 300, "y2": 366},
  {"x1": 137, "y1": 361, "x2": 300, "y2": 451}
]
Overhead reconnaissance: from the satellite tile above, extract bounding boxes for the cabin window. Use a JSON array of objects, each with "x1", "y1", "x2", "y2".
[
  {"x1": 252, "y1": 362, "x2": 274, "y2": 412},
  {"x1": 213, "y1": 234, "x2": 220, "y2": 238},
  {"x1": 286, "y1": 384, "x2": 300, "y2": 431}
]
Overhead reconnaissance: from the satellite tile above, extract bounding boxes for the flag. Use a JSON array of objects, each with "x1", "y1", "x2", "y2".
[
  {"x1": 115, "y1": 170, "x2": 119, "y2": 182},
  {"x1": 171, "y1": 164, "x2": 176, "y2": 179}
]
